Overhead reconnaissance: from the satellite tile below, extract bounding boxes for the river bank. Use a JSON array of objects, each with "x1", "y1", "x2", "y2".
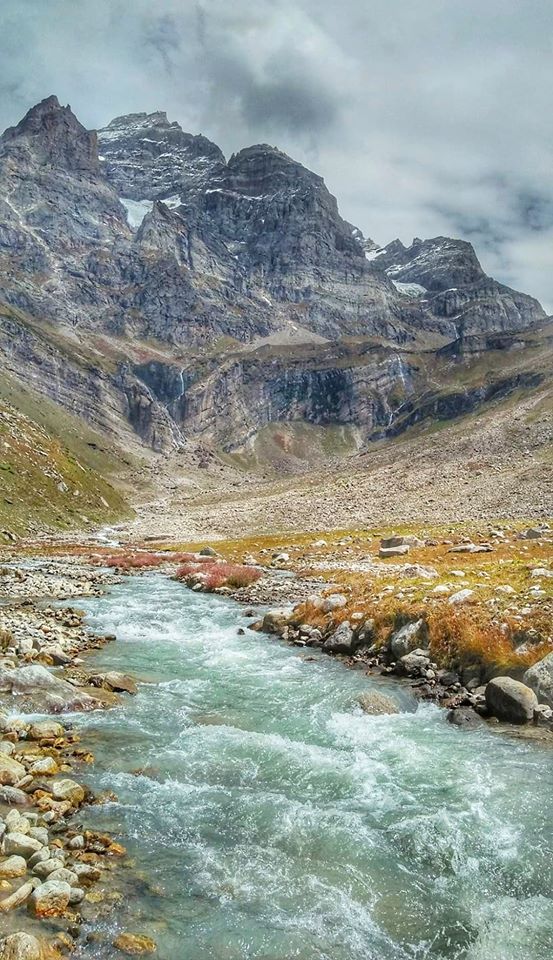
[
  {"x1": 0, "y1": 527, "x2": 552, "y2": 958},
  {"x1": 0, "y1": 558, "x2": 166, "y2": 959}
]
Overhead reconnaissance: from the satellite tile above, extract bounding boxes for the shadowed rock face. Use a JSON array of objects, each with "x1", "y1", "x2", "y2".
[{"x1": 0, "y1": 96, "x2": 548, "y2": 455}]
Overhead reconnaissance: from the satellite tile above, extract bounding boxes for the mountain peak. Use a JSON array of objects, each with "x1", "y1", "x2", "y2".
[{"x1": 0, "y1": 95, "x2": 99, "y2": 173}]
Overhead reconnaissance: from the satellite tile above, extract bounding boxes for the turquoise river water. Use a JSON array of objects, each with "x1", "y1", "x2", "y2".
[{"x1": 69, "y1": 573, "x2": 553, "y2": 960}]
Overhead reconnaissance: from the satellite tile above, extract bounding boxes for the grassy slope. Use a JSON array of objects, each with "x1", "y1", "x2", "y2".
[{"x1": 0, "y1": 375, "x2": 133, "y2": 538}]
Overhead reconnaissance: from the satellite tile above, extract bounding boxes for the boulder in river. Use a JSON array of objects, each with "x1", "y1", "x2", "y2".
[
  {"x1": 0, "y1": 666, "x2": 100, "y2": 713},
  {"x1": 485, "y1": 677, "x2": 538, "y2": 724},
  {"x1": 357, "y1": 691, "x2": 399, "y2": 715},
  {"x1": 447, "y1": 707, "x2": 485, "y2": 729},
  {"x1": 261, "y1": 610, "x2": 289, "y2": 635},
  {"x1": 89, "y1": 671, "x2": 138, "y2": 695},
  {"x1": 523, "y1": 652, "x2": 553, "y2": 709}
]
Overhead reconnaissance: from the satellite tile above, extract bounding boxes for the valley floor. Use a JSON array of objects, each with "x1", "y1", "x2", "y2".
[{"x1": 117, "y1": 382, "x2": 552, "y2": 543}]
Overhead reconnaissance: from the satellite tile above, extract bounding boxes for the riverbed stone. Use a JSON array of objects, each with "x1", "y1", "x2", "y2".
[
  {"x1": 89, "y1": 672, "x2": 138, "y2": 695},
  {"x1": 113, "y1": 933, "x2": 157, "y2": 955},
  {"x1": 0, "y1": 932, "x2": 43, "y2": 960},
  {"x1": 27, "y1": 721, "x2": 64, "y2": 741},
  {"x1": 0, "y1": 756, "x2": 26, "y2": 787},
  {"x1": 261, "y1": 611, "x2": 289, "y2": 635},
  {"x1": 2, "y1": 833, "x2": 43, "y2": 858},
  {"x1": 357, "y1": 691, "x2": 399, "y2": 715},
  {"x1": 0, "y1": 787, "x2": 28, "y2": 807},
  {"x1": 523, "y1": 652, "x2": 553, "y2": 709},
  {"x1": 0, "y1": 882, "x2": 33, "y2": 912},
  {"x1": 485, "y1": 677, "x2": 538, "y2": 724},
  {"x1": 0, "y1": 856, "x2": 27, "y2": 879},
  {"x1": 0, "y1": 666, "x2": 99, "y2": 713},
  {"x1": 28, "y1": 879, "x2": 71, "y2": 917},
  {"x1": 50, "y1": 778, "x2": 85, "y2": 806},
  {"x1": 29, "y1": 757, "x2": 58, "y2": 777}
]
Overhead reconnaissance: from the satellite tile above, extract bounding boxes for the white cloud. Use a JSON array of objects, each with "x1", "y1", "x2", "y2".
[{"x1": 0, "y1": 0, "x2": 552, "y2": 310}]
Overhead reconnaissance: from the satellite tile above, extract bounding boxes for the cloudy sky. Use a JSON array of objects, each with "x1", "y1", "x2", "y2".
[{"x1": 1, "y1": 0, "x2": 552, "y2": 309}]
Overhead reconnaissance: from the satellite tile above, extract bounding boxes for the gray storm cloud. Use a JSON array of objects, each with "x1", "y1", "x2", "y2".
[{"x1": 0, "y1": 0, "x2": 552, "y2": 309}]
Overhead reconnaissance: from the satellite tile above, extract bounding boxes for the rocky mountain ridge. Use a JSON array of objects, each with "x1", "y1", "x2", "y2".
[{"x1": 0, "y1": 95, "x2": 549, "y2": 470}]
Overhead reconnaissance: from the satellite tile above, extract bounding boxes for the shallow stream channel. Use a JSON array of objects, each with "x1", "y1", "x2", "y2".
[{"x1": 69, "y1": 572, "x2": 553, "y2": 959}]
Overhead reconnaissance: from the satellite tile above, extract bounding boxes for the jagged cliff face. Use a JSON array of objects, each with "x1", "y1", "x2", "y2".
[{"x1": 0, "y1": 96, "x2": 548, "y2": 460}]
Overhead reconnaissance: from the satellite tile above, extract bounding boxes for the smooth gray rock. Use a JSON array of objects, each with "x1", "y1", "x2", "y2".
[
  {"x1": 396, "y1": 649, "x2": 431, "y2": 677},
  {"x1": 389, "y1": 620, "x2": 428, "y2": 659},
  {"x1": 523, "y1": 653, "x2": 553, "y2": 709},
  {"x1": 485, "y1": 677, "x2": 538, "y2": 724},
  {"x1": 357, "y1": 691, "x2": 399, "y2": 715},
  {"x1": 0, "y1": 665, "x2": 99, "y2": 713},
  {"x1": 323, "y1": 622, "x2": 356, "y2": 655}
]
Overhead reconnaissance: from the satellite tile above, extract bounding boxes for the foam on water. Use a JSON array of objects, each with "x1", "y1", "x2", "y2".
[{"x1": 70, "y1": 574, "x2": 553, "y2": 960}]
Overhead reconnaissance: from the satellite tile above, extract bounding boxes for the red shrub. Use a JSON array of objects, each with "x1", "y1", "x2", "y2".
[
  {"x1": 102, "y1": 552, "x2": 170, "y2": 571},
  {"x1": 174, "y1": 561, "x2": 262, "y2": 591}
]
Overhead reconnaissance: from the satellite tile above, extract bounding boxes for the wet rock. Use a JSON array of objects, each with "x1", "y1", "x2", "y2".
[
  {"x1": 2, "y1": 833, "x2": 43, "y2": 858},
  {"x1": 113, "y1": 933, "x2": 157, "y2": 955},
  {"x1": 29, "y1": 878, "x2": 71, "y2": 917},
  {"x1": 485, "y1": 677, "x2": 538, "y2": 724},
  {"x1": 0, "y1": 881, "x2": 33, "y2": 912},
  {"x1": 50, "y1": 778, "x2": 85, "y2": 806},
  {"x1": 27, "y1": 721, "x2": 64, "y2": 741},
  {"x1": 0, "y1": 856, "x2": 27, "y2": 879},
  {"x1": 0, "y1": 666, "x2": 100, "y2": 712},
  {"x1": 48, "y1": 867, "x2": 78, "y2": 886},
  {"x1": 89, "y1": 672, "x2": 138, "y2": 695},
  {"x1": 261, "y1": 610, "x2": 289, "y2": 635},
  {"x1": 29, "y1": 757, "x2": 58, "y2": 776},
  {"x1": 357, "y1": 691, "x2": 399, "y2": 715},
  {"x1": 0, "y1": 787, "x2": 29, "y2": 806},
  {"x1": 0, "y1": 756, "x2": 26, "y2": 786},
  {"x1": 447, "y1": 707, "x2": 485, "y2": 728},
  {"x1": 32, "y1": 859, "x2": 62, "y2": 880},
  {"x1": 523, "y1": 652, "x2": 553, "y2": 709},
  {"x1": 0, "y1": 932, "x2": 43, "y2": 960},
  {"x1": 67, "y1": 835, "x2": 84, "y2": 850},
  {"x1": 389, "y1": 620, "x2": 428, "y2": 659}
]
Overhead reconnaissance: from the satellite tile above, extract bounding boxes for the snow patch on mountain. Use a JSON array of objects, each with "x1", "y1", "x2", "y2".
[
  {"x1": 120, "y1": 197, "x2": 153, "y2": 228},
  {"x1": 391, "y1": 280, "x2": 427, "y2": 297}
]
